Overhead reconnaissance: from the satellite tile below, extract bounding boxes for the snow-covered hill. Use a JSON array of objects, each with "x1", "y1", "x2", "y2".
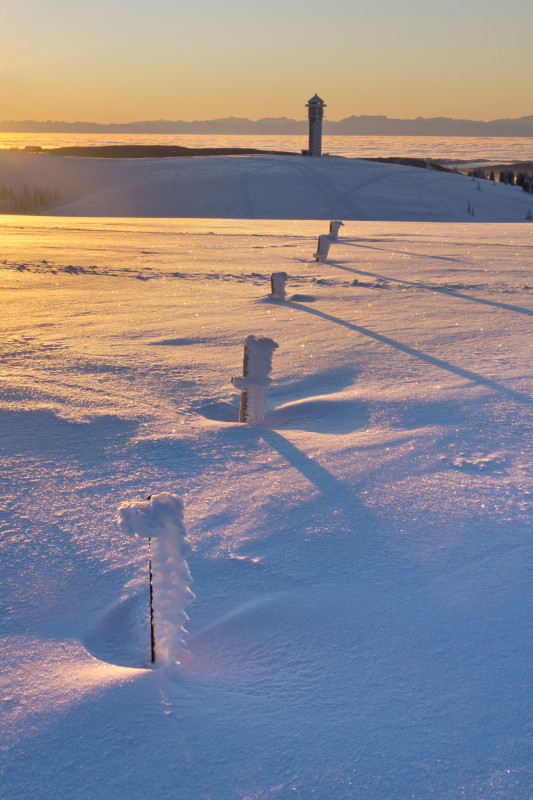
[
  {"x1": 1, "y1": 150, "x2": 532, "y2": 221},
  {"x1": 1, "y1": 215, "x2": 532, "y2": 799}
]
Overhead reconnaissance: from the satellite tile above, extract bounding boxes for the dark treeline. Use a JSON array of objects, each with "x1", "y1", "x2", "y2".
[
  {"x1": 367, "y1": 157, "x2": 453, "y2": 172},
  {"x1": 0, "y1": 184, "x2": 62, "y2": 214},
  {"x1": 468, "y1": 167, "x2": 533, "y2": 193},
  {"x1": 47, "y1": 145, "x2": 295, "y2": 158}
]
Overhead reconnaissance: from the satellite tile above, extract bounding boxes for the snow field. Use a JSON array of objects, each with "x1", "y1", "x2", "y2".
[
  {"x1": 0, "y1": 215, "x2": 532, "y2": 799},
  {"x1": 1, "y1": 150, "x2": 533, "y2": 221}
]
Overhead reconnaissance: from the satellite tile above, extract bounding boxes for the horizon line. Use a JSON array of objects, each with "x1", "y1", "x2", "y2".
[{"x1": 2, "y1": 112, "x2": 533, "y2": 126}]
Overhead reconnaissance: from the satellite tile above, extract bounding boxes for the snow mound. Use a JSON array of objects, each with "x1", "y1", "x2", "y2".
[
  {"x1": 83, "y1": 594, "x2": 152, "y2": 668},
  {"x1": 264, "y1": 395, "x2": 370, "y2": 433}
]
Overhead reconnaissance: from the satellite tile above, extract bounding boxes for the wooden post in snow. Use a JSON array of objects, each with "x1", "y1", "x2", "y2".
[
  {"x1": 148, "y1": 537, "x2": 155, "y2": 663},
  {"x1": 238, "y1": 342, "x2": 250, "y2": 423},
  {"x1": 329, "y1": 220, "x2": 344, "y2": 240},
  {"x1": 271, "y1": 272, "x2": 288, "y2": 300},
  {"x1": 231, "y1": 335, "x2": 279, "y2": 425},
  {"x1": 314, "y1": 234, "x2": 331, "y2": 262},
  {"x1": 118, "y1": 493, "x2": 195, "y2": 669}
]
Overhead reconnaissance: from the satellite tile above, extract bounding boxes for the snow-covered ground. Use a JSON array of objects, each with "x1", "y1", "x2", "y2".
[
  {"x1": 1, "y1": 209, "x2": 531, "y2": 799},
  {"x1": 1, "y1": 150, "x2": 533, "y2": 221}
]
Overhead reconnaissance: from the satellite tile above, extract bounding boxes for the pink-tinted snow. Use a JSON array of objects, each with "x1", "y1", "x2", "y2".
[{"x1": 0, "y1": 202, "x2": 531, "y2": 798}]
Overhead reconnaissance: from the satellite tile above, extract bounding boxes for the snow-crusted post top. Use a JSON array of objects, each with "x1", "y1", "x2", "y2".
[
  {"x1": 119, "y1": 492, "x2": 188, "y2": 547},
  {"x1": 314, "y1": 234, "x2": 331, "y2": 263},
  {"x1": 118, "y1": 492, "x2": 195, "y2": 668},
  {"x1": 329, "y1": 220, "x2": 344, "y2": 240},
  {"x1": 271, "y1": 272, "x2": 288, "y2": 300},
  {"x1": 231, "y1": 335, "x2": 279, "y2": 425}
]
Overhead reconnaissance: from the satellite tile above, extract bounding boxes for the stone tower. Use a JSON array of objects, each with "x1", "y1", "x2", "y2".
[{"x1": 303, "y1": 94, "x2": 326, "y2": 157}]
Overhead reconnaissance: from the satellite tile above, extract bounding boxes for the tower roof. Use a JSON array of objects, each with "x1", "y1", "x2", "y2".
[{"x1": 307, "y1": 94, "x2": 325, "y2": 105}]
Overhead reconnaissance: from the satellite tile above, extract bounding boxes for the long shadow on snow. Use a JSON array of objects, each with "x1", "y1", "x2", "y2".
[
  {"x1": 283, "y1": 300, "x2": 532, "y2": 406},
  {"x1": 329, "y1": 258, "x2": 533, "y2": 317},
  {"x1": 342, "y1": 237, "x2": 461, "y2": 263},
  {"x1": 258, "y1": 430, "x2": 387, "y2": 570},
  {"x1": 135, "y1": 419, "x2": 388, "y2": 612},
  {"x1": 260, "y1": 429, "x2": 362, "y2": 507}
]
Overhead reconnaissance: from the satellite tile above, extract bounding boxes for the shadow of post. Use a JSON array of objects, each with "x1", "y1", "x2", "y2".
[
  {"x1": 260, "y1": 428, "x2": 355, "y2": 502},
  {"x1": 342, "y1": 238, "x2": 461, "y2": 263},
  {"x1": 259, "y1": 428, "x2": 379, "y2": 539},
  {"x1": 328, "y1": 257, "x2": 533, "y2": 318},
  {"x1": 284, "y1": 301, "x2": 531, "y2": 406}
]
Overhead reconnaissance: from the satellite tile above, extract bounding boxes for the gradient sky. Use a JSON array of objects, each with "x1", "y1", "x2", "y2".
[{"x1": 2, "y1": 0, "x2": 532, "y2": 123}]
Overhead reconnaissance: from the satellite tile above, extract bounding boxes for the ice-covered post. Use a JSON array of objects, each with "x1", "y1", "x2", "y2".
[
  {"x1": 271, "y1": 271, "x2": 288, "y2": 300},
  {"x1": 329, "y1": 220, "x2": 344, "y2": 240},
  {"x1": 231, "y1": 335, "x2": 279, "y2": 424},
  {"x1": 314, "y1": 234, "x2": 331, "y2": 263},
  {"x1": 118, "y1": 492, "x2": 195, "y2": 669}
]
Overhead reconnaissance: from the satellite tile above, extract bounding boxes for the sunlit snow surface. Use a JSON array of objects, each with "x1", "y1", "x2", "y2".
[{"x1": 1, "y1": 216, "x2": 532, "y2": 799}]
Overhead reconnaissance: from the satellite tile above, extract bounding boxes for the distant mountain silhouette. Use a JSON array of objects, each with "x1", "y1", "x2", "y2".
[
  {"x1": 330, "y1": 115, "x2": 533, "y2": 136},
  {"x1": 2, "y1": 115, "x2": 532, "y2": 136}
]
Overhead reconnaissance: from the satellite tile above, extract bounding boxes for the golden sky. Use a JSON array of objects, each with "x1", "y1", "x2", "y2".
[{"x1": 2, "y1": 0, "x2": 532, "y2": 122}]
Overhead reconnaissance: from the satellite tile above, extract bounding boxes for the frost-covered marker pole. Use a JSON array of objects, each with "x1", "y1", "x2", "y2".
[
  {"x1": 231, "y1": 335, "x2": 279, "y2": 424},
  {"x1": 148, "y1": 535, "x2": 155, "y2": 662},
  {"x1": 271, "y1": 271, "x2": 288, "y2": 300},
  {"x1": 314, "y1": 234, "x2": 331, "y2": 263},
  {"x1": 118, "y1": 492, "x2": 195, "y2": 668},
  {"x1": 329, "y1": 220, "x2": 344, "y2": 240}
]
